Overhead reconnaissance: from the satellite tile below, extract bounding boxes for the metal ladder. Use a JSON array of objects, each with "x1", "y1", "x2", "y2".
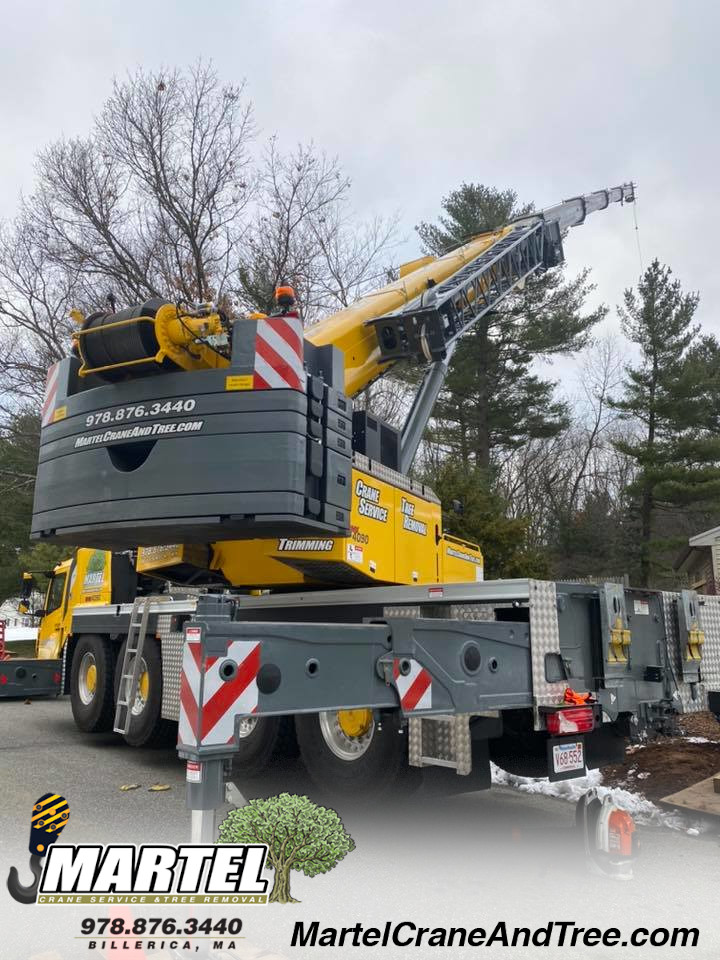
[{"x1": 113, "y1": 596, "x2": 153, "y2": 735}]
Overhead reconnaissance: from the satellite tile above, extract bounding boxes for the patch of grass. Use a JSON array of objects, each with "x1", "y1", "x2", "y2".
[{"x1": 8, "y1": 640, "x2": 36, "y2": 659}]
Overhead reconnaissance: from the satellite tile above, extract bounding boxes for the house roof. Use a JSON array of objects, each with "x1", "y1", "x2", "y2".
[
  {"x1": 673, "y1": 524, "x2": 720, "y2": 572},
  {"x1": 673, "y1": 542, "x2": 711, "y2": 574},
  {"x1": 689, "y1": 525, "x2": 720, "y2": 548}
]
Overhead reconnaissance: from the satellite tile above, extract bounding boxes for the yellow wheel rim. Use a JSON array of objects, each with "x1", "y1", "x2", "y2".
[
  {"x1": 86, "y1": 663, "x2": 97, "y2": 694},
  {"x1": 138, "y1": 670, "x2": 149, "y2": 702},
  {"x1": 336, "y1": 708, "x2": 373, "y2": 739}
]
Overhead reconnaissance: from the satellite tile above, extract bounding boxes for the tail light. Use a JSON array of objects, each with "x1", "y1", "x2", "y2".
[{"x1": 545, "y1": 705, "x2": 595, "y2": 735}]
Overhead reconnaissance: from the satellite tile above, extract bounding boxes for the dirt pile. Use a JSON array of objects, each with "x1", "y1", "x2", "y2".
[
  {"x1": 601, "y1": 712, "x2": 720, "y2": 803},
  {"x1": 677, "y1": 709, "x2": 720, "y2": 740}
]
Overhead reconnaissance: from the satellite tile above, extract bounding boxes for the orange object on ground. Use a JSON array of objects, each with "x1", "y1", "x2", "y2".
[{"x1": 607, "y1": 807, "x2": 635, "y2": 857}]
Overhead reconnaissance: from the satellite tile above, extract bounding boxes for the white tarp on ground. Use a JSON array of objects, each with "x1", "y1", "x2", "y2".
[{"x1": 4, "y1": 626, "x2": 37, "y2": 643}]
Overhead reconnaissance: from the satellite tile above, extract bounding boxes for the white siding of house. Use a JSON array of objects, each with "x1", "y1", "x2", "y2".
[{"x1": 711, "y1": 542, "x2": 720, "y2": 582}]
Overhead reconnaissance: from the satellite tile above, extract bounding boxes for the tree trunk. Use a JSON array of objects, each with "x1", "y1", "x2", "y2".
[
  {"x1": 639, "y1": 353, "x2": 659, "y2": 588},
  {"x1": 458, "y1": 407, "x2": 469, "y2": 465},
  {"x1": 474, "y1": 318, "x2": 491, "y2": 471},
  {"x1": 639, "y1": 482, "x2": 653, "y2": 588},
  {"x1": 269, "y1": 863, "x2": 299, "y2": 904}
]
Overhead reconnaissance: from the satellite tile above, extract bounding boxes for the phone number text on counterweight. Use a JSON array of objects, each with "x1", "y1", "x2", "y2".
[{"x1": 85, "y1": 399, "x2": 197, "y2": 428}]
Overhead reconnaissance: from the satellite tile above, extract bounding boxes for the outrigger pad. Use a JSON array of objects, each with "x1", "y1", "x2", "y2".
[{"x1": 31, "y1": 359, "x2": 352, "y2": 549}]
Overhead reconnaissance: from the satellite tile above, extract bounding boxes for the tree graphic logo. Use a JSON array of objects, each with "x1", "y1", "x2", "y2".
[
  {"x1": 83, "y1": 549, "x2": 107, "y2": 589},
  {"x1": 217, "y1": 793, "x2": 354, "y2": 904}
]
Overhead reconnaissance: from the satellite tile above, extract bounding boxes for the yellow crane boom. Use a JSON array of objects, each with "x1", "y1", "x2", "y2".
[{"x1": 306, "y1": 225, "x2": 514, "y2": 396}]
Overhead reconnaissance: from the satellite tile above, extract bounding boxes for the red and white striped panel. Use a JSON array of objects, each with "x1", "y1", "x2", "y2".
[
  {"x1": 178, "y1": 630, "x2": 260, "y2": 749},
  {"x1": 393, "y1": 657, "x2": 432, "y2": 712},
  {"x1": 41, "y1": 363, "x2": 60, "y2": 427},
  {"x1": 253, "y1": 314, "x2": 304, "y2": 391}
]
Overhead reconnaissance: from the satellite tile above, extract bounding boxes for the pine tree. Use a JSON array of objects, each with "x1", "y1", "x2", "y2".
[
  {"x1": 0, "y1": 410, "x2": 68, "y2": 604},
  {"x1": 415, "y1": 183, "x2": 605, "y2": 470},
  {"x1": 609, "y1": 259, "x2": 719, "y2": 585},
  {"x1": 548, "y1": 488, "x2": 632, "y2": 581},
  {"x1": 0, "y1": 410, "x2": 40, "y2": 602},
  {"x1": 416, "y1": 184, "x2": 533, "y2": 253}
]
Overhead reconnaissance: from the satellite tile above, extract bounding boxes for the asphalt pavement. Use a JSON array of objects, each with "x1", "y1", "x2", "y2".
[{"x1": 2, "y1": 694, "x2": 720, "y2": 856}]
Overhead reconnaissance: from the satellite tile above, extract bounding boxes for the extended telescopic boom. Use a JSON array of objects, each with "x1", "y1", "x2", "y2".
[{"x1": 307, "y1": 183, "x2": 635, "y2": 397}]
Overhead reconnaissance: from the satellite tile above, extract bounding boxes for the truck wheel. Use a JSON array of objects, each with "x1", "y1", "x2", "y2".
[
  {"x1": 295, "y1": 711, "x2": 408, "y2": 794},
  {"x1": 709, "y1": 692, "x2": 720, "y2": 723},
  {"x1": 70, "y1": 634, "x2": 116, "y2": 733},
  {"x1": 490, "y1": 731, "x2": 547, "y2": 778},
  {"x1": 115, "y1": 638, "x2": 175, "y2": 747},
  {"x1": 233, "y1": 717, "x2": 297, "y2": 777}
]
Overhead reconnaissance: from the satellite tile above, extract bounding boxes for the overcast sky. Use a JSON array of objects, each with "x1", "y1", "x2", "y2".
[{"x1": 1, "y1": 0, "x2": 717, "y2": 383}]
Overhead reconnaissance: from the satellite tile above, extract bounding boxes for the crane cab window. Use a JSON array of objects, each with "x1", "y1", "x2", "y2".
[{"x1": 45, "y1": 573, "x2": 67, "y2": 613}]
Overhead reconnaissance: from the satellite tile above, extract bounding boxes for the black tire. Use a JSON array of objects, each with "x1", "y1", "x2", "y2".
[
  {"x1": 295, "y1": 712, "x2": 409, "y2": 795},
  {"x1": 233, "y1": 717, "x2": 294, "y2": 777},
  {"x1": 115, "y1": 637, "x2": 175, "y2": 747},
  {"x1": 489, "y1": 731, "x2": 547, "y2": 778},
  {"x1": 70, "y1": 634, "x2": 117, "y2": 733},
  {"x1": 709, "y1": 691, "x2": 720, "y2": 724},
  {"x1": 275, "y1": 716, "x2": 300, "y2": 758}
]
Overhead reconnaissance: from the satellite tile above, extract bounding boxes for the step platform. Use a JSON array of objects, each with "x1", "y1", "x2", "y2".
[{"x1": 661, "y1": 773, "x2": 720, "y2": 819}]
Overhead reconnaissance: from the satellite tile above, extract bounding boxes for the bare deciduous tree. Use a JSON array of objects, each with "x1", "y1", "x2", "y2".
[
  {"x1": 0, "y1": 220, "x2": 79, "y2": 406},
  {"x1": 0, "y1": 64, "x2": 398, "y2": 411},
  {"x1": 235, "y1": 139, "x2": 398, "y2": 320},
  {"x1": 493, "y1": 337, "x2": 639, "y2": 576},
  {"x1": 29, "y1": 64, "x2": 254, "y2": 304}
]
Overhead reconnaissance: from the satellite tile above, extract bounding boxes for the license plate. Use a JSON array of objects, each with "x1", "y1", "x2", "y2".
[{"x1": 552, "y1": 740, "x2": 584, "y2": 774}]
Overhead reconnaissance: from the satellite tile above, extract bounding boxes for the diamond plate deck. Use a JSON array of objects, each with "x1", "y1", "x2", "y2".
[
  {"x1": 699, "y1": 595, "x2": 720, "y2": 702},
  {"x1": 408, "y1": 715, "x2": 472, "y2": 774},
  {"x1": 661, "y1": 591, "x2": 720, "y2": 713},
  {"x1": 158, "y1": 614, "x2": 184, "y2": 722},
  {"x1": 528, "y1": 580, "x2": 565, "y2": 713}
]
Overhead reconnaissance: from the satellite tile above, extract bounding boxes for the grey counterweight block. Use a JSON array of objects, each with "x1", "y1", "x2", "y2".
[{"x1": 31, "y1": 336, "x2": 353, "y2": 549}]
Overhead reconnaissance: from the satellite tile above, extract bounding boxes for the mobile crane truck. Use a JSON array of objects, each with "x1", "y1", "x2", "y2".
[{"x1": 24, "y1": 183, "x2": 720, "y2": 802}]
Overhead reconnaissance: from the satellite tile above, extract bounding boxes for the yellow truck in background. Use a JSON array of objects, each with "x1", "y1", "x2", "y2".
[
  {"x1": 32, "y1": 549, "x2": 114, "y2": 660},
  {"x1": 4, "y1": 549, "x2": 139, "y2": 711}
]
